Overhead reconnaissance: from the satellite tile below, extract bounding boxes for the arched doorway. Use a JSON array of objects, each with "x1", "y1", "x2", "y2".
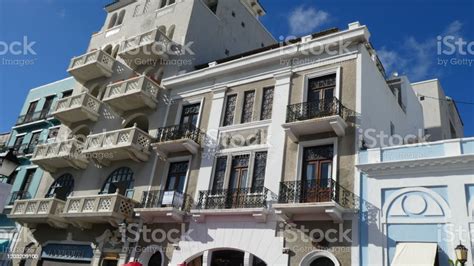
[
  {"x1": 123, "y1": 114, "x2": 149, "y2": 133},
  {"x1": 300, "y1": 250, "x2": 340, "y2": 266},
  {"x1": 45, "y1": 173, "x2": 74, "y2": 200},
  {"x1": 148, "y1": 251, "x2": 163, "y2": 266},
  {"x1": 310, "y1": 257, "x2": 335, "y2": 266},
  {"x1": 186, "y1": 249, "x2": 267, "y2": 266},
  {"x1": 100, "y1": 167, "x2": 134, "y2": 196}
]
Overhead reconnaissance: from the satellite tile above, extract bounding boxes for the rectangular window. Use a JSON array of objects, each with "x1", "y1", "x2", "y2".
[
  {"x1": 143, "y1": 0, "x2": 151, "y2": 13},
  {"x1": 13, "y1": 135, "x2": 25, "y2": 152},
  {"x1": 165, "y1": 161, "x2": 189, "y2": 193},
  {"x1": 251, "y1": 152, "x2": 267, "y2": 192},
  {"x1": 19, "y1": 169, "x2": 35, "y2": 193},
  {"x1": 241, "y1": 91, "x2": 255, "y2": 123},
  {"x1": 62, "y1": 90, "x2": 73, "y2": 98},
  {"x1": 222, "y1": 94, "x2": 237, "y2": 126},
  {"x1": 159, "y1": 0, "x2": 167, "y2": 8},
  {"x1": 48, "y1": 127, "x2": 60, "y2": 140},
  {"x1": 228, "y1": 155, "x2": 250, "y2": 190},
  {"x1": 7, "y1": 171, "x2": 18, "y2": 185},
  {"x1": 27, "y1": 132, "x2": 41, "y2": 154},
  {"x1": 307, "y1": 74, "x2": 336, "y2": 102},
  {"x1": 302, "y1": 145, "x2": 334, "y2": 202},
  {"x1": 180, "y1": 103, "x2": 201, "y2": 129},
  {"x1": 260, "y1": 87, "x2": 274, "y2": 120},
  {"x1": 24, "y1": 101, "x2": 38, "y2": 123},
  {"x1": 211, "y1": 156, "x2": 227, "y2": 193},
  {"x1": 41, "y1": 96, "x2": 55, "y2": 118}
]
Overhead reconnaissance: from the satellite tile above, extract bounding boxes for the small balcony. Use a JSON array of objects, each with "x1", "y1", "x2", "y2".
[
  {"x1": 8, "y1": 198, "x2": 68, "y2": 229},
  {"x1": 192, "y1": 187, "x2": 269, "y2": 223},
  {"x1": 82, "y1": 126, "x2": 152, "y2": 166},
  {"x1": 152, "y1": 125, "x2": 204, "y2": 158},
  {"x1": 51, "y1": 93, "x2": 101, "y2": 125},
  {"x1": 118, "y1": 28, "x2": 174, "y2": 69},
  {"x1": 68, "y1": 50, "x2": 115, "y2": 81},
  {"x1": 31, "y1": 139, "x2": 88, "y2": 173},
  {"x1": 15, "y1": 110, "x2": 51, "y2": 126},
  {"x1": 273, "y1": 179, "x2": 357, "y2": 223},
  {"x1": 102, "y1": 75, "x2": 162, "y2": 114},
  {"x1": 61, "y1": 193, "x2": 137, "y2": 228},
  {"x1": 282, "y1": 98, "x2": 347, "y2": 142},
  {"x1": 135, "y1": 190, "x2": 193, "y2": 223}
]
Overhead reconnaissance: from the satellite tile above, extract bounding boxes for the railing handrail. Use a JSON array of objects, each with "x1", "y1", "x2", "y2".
[
  {"x1": 139, "y1": 190, "x2": 193, "y2": 211},
  {"x1": 69, "y1": 49, "x2": 115, "y2": 71},
  {"x1": 104, "y1": 75, "x2": 162, "y2": 99},
  {"x1": 156, "y1": 124, "x2": 204, "y2": 145},
  {"x1": 121, "y1": 28, "x2": 171, "y2": 52},
  {"x1": 196, "y1": 187, "x2": 269, "y2": 210},
  {"x1": 278, "y1": 179, "x2": 359, "y2": 210},
  {"x1": 286, "y1": 97, "x2": 345, "y2": 123},
  {"x1": 86, "y1": 126, "x2": 151, "y2": 139},
  {"x1": 16, "y1": 110, "x2": 52, "y2": 125}
]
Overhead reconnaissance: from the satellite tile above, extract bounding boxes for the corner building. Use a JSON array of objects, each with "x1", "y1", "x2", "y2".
[{"x1": 7, "y1": 1, "x2": 461, "y2": 266}]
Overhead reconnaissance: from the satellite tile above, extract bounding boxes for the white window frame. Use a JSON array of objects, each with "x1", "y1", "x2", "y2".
[{"x1": 295, "y1": 137, "x2": 338, "y2": 183}]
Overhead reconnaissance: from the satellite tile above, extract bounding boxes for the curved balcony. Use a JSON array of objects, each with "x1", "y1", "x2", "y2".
[
  {"x1": 192, "y1": 187, "x2": 269, "y2": 223},
  {"x1": 51, "y1": 93, "x2": 101, "y2": 126},
  {"x1": 273, "y1": 179, "x2": 358, "y2": 223},
  {"x1": 103, "y1": 75, "x2": 162, "y2": 114},
  {"x1": 135, "y1": 190, "x2": 193, "y2": 223},
  {"x1": 152, "y1": 125, "x2": 204, "y2": 159},
  {"x1": 61, "y1": 193, "x2": 137, "y2": 228},
  {"x1": 282, "y1": 98, "x2": 347, "y2": 142},
  {"x1": 8, "y1": 198, "x2": 68, "y2": 229},
  {"x1": 118, "y1": 28, "x2": 175, "y2": 69},
  {"x1": 68, "y1": 50, "x2": 115, "y2": 81},
  {"x1": 82, "y1": 126, "x2": 152, "y2": 166},
  {"x1": 31, "y1": 139, "x2": 88, "y2": 173}
]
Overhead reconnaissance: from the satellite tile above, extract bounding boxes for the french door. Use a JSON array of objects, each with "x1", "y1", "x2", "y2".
[
  {"x1": 307, "y1": 74, "x2": 336, "y2": 117},
  {"x1": 302, "y1": 145, "x2": 334, "y2": 203},
  {"x1": 227, "y1": 155, "x2": 249, "y2": 208},
  {"x1": 180, "y1": 103, "x2": 200, "y2": 129}
]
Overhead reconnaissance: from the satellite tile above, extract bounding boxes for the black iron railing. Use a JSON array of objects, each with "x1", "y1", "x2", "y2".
[
  {"x1": 156, "y1": 125, "x2": 204, "y2": 145},
  {"x1": 139, "y1": 190, "x2": 193, "y2": 212},
  {"x1": 286, "y1": 97, "x2": 344, "y2": 123},
  {"x1": 8, "y1": 191, "x2": 31, "y2": 205},
  {"x1": 278, "y1": 179, "x2": 358, "y2": 210},
  {"x1": 196, "y1": 187, "x2": 269, "y2": 210},
  {"x1": 16, "y1": 110, "x2": 51, "y2": 125},
  {"x1": 3, "y1": 143, "x2": 40, "y2": 156}
]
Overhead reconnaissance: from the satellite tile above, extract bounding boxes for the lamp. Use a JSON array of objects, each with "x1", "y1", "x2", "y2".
[
  {"x1": 455, "y1": 243, "x2": 468, "y2": 265},
  {"x1": 0, "y1": 149, "x2": 20, "y2": 177}
]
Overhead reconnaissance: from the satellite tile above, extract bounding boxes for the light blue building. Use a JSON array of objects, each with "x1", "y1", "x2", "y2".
[
  {"x1": 357, "y1": 137, "x2": 474, "y2": 266},
  {"x1": 0, "y1": 77, "x2": 75, "y2": 264}
]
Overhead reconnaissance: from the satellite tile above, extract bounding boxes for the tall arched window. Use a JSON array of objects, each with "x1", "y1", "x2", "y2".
[
  {"x1": 167, "y1": 25, "x2": 176, "y2": 40},
  {"x1": 45, "y1": 174, "x2": 74, "y2": 200},
  {"x1": 108, "y1": 13, "x2": 118, "y2": 29},
  {"x1": 100, "y1": 167, "x2": 134, "y2": 196},
  {"x1": 117, "y1": 10, "x2": 126, "y2": 25}
]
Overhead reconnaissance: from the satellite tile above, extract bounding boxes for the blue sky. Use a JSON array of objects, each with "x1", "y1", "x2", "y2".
[{"x1": 0, "y1": 0, "x2": 473, "y2": 136}]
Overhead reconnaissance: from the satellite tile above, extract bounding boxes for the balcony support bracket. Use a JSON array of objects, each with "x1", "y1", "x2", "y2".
[{"x1": 325, "y1": 207, "x2": 343, "y2": 223}]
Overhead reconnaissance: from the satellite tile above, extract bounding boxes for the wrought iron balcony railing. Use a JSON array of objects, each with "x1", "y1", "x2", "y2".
[
  {"x1": 286, "y1": 97, "x2": 344, "y2": 123},
  {"x1": 156, "y1": 125, "x2": 204, "y2": 145},
  {"x1": 8, "y1": 191, "x2": 31, "y2": 205},
  {"x1": 278, "y1": 179, "x2": 358, "y2": 210},
  {"x1": 139, "y1": 190, "x2": 193, "y2": 212},
  {"x1": 16, "y1": 110, "x2": 51, "y2": 125},
  {"x1": 196, "y1": 187, "x2": 269, "y2": 210}
]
